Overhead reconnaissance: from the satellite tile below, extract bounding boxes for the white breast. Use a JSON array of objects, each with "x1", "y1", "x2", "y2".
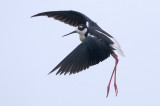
[
  {"x1": 79, "y1": 34, "x2": 85, "y2": 41},
  {"x1": 76, "y1": 28, "x2": 88, "y2": 41}
]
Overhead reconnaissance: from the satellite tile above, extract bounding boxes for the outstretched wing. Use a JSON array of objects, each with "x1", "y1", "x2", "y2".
[
  {"x1": 31, "y1": 10, "x2": 95, "y2": 27},
  {"x1": 49, "y1": 36, "x2": 113, "y2": 75}
]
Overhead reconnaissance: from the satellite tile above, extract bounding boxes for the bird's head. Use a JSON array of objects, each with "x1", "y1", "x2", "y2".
[
  {"x1": 76, "y1": 24, "x2": 88, "y2": 35},
  {"x1": 63, "y1": 24, "x2": 88, "y2": 37}
]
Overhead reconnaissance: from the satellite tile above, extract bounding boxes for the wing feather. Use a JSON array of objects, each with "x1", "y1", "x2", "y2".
[
  {"x1": 49, "y1": 36, "x2": 112, "y2": 75},
  {"x1": 31, "y1": 10, "x2": 95, "y2": 27}
]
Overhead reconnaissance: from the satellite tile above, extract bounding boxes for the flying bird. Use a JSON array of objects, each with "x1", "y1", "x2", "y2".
[{"x1": 31, "y1": 10, "x2": 124, "y2": 97}]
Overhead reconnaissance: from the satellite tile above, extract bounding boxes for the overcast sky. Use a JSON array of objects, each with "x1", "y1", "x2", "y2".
[{"x1": 1, "y1": 0, "x2": 160, "y2": 106}]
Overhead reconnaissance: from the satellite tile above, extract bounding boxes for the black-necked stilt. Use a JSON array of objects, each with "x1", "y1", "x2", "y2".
[{"x1": 31, "y1": 10, "x2": 124, "y2": 97}]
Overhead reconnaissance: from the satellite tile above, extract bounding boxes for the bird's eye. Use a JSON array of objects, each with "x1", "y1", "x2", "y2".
[
  {"x1": 79, "y1": 25, "x2": 83, "y2": 29},
  {"x1": 78, "y1": 25, "x2": 85, "y2": 31}
]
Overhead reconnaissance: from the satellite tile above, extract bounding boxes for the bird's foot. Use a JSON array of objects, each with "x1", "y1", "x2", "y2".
[{"x1": 114, "y1": 83, "x2": 118, "y2": 96}]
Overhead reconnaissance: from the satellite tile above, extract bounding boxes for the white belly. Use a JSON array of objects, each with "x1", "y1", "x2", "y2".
[{"x1": 79, "y1": 34, "x2": 85, "y2": 41}]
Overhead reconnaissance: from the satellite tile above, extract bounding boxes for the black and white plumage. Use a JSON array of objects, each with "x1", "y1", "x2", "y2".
[{"x1": 31, "y1": 10, "x2": 124, "y2": 97}]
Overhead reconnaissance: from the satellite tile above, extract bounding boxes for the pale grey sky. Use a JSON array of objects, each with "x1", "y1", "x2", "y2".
[{"x1": 1, "y1": 0, "x2": 160, "y2": 106}]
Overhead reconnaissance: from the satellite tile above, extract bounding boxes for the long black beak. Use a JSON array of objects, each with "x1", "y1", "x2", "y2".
[{"x1": 62, "y1": 31, "x2": 77, "y2": 37}]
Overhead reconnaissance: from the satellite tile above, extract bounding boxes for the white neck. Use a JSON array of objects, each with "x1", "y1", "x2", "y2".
[{"x1": 76, "y1": 28, "x2": 87, "y2": 41}]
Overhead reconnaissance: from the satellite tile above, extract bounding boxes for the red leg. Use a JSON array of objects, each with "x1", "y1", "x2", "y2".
[
  {"x1": 113, "y1": 53, "x2": 119, "y2": 96},
  {"x1": 106, "y1": 53, "x2": 119, "y2": 97}
]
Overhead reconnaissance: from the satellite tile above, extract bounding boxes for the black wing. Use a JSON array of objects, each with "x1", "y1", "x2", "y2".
[
  {"x1": 31, "y1": 10, "x2": 95, "y2": 27},
  {"x1": 88, "y1": 27, "x2": 114, "y2": 45},
  {"x1": 49, "y1": 36, "x2": 113, "y2": 75}
]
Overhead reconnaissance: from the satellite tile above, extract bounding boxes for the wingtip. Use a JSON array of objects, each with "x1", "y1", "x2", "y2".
[
  {"x1": 31, "y1": 14, "x2": 38, "y2": 18},
  {"x1": 48, "y1": 70, "x2": 54, "y2": 75},
  {"x1": 31, "y1": 13, "x2": 44, "y2": 18},
  {"x1": 48, "y1": 72, "x2": 51, "y2": 75}
]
